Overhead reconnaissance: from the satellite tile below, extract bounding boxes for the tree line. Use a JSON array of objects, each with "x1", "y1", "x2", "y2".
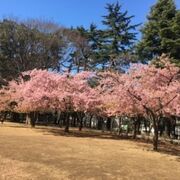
[
  {"x1": 0, "y1": 54, "x2": 179, "y2": 151},
  {"x1": 0, "y1": 0, "x2": 179, "y2": 86}
]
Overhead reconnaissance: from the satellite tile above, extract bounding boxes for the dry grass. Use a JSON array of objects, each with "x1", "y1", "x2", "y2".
[{"x1": 0, "y1": 122, "x2": 180, "y2": 180}]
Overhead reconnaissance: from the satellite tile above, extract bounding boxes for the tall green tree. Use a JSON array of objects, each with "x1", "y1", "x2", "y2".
[
  {"x1": 163, "y1": 10, "x2": 180, "y2": 63},
  {"x1": 101, "y1": 2, "x2": 138, "y2": 70},
  {"x1": 137, "y1": 0, "x2": 179, "y2": 63},
  {"x1": 84, "y1": 24, "x2": 105, "y2": 70},
  {"x1": 59, "y1": 3, "x2": 138, "y2": 72}
]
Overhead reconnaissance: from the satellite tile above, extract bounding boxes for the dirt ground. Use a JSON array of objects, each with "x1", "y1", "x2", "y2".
[{"x1": 0, "y1": 122, "x2": 179, "y2": 180}]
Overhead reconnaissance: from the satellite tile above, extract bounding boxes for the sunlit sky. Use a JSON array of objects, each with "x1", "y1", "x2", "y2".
[{"x1": 0, "y1": 0, "x2": 180, "y2": 31}]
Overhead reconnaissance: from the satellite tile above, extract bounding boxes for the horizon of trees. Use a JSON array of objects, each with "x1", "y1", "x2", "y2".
[
  {"x1": 0, "y1": 54, "x2": 179, "y2": 151},
  {"x1": 0, "y1": 0, "x2": 179, "y2": 85}
]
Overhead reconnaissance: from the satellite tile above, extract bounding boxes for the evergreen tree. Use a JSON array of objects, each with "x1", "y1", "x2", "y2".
[
  {"x1": 101, "y1": 2, "x2": 138, "y2": 69},
  {"x1": 137, "y1": 0, "x2": 179, "y2": 62},
  {"x1": 86, "y1": 24, "x2": 106, "y2": 69},
  {"x1": 164, "y1": 10, "x2": 180, "y2": 63}
]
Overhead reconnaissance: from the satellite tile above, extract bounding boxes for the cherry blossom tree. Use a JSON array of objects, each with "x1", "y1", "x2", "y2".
[
  {"x1": 5, "y1": 69, "x2": 99, "y2": 130},
  {"x1": 125, "y1": 55, "x2": 180, "y2": 150},
  {"x1": 6, "y1": 69, "x2": 62, "y2": 127},
  {"x1": 96, "y1": 71, "x2": 145, "y2": 137},
  {"x1": 1, "y1": 54, "x2": 179, "y2": 151},
  {"x1": 94, "y1": 56, "x2": 179, "y2": 150}
]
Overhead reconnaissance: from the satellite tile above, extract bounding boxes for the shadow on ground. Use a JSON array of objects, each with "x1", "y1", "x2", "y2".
[
  {"x1": 36, "y1": 125, "x2": 180, "y2": 157},
  {"x1": 3, "y1": 122, "x2": 180, "y2": 157}
]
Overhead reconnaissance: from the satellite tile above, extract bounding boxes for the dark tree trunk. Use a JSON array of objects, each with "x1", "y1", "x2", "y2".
[
  {"x1": 71, "y1": 113, "x2": 75, "y2": 127},
  {"x1": 137, "y1": 118, "x2": 141, "y2": 135},
  {"x1": 153, "y1": 118, "x2": 159, "y2": 151},
  {"x1": 29, "y1": 112, "x2": 37, "y2": 128},
  {"x1": 106, "y1": 118, "x2": 111, "y2": 131},
  {"x1": 0, "y1": 111, "x2": 7, "y2": 124},
  {"x1": 62, "y1": 113, "x2": 66, "y2": 126},
  {"x1": 73, "y1": 112, "x2": 78, "y2": 127},
  {"x1": 79, "y1": 119, "x2": 83, "y2": 131},
  {"x1": 118, "y1": 117, "x2": 122, "y2": 135},
  {"x1": 110, "y1": 118, "x2": 113, "y2": 133},
  {"x1": 102, "y1": 119, "x2": 105, "y2": 133},
  {"x1": 56, "y1": 111, "x2": 61, "y2": 125},
  {"x1": 97, "y1": 117, "x2": 103, "y2": 130},
  {"x1": 64, "y1": 113, "x2": 70, "y2": 132},
  {"x1": 59, "y1": 112, "x2": 65, "y2": 127},
  {"x1": 133, "y1": 119, "x2": 137, "y2": 139},
  {"x1": 78, "y1": 112, "x2": 84, "y2": 131},
  {"x1": 165, "y1": 118, "x2": 171, "y2": 137},
  {"x1": 0, "y1": 113, "x2": 4, "y2": 124},
  {"x1": 144, "y1": 119, "x2": 148, "y2": 134},
  {"x1": 53, "y1": 111, "x2": 58, "y2": 125}
]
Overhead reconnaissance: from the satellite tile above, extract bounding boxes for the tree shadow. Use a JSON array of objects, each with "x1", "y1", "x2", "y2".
[
  {"x1": 4, "y1": 122, "x2": 180, "y2": 158},
  {"x1": 36, "y1": 126, "x2": 127, "y2": 140},
  {"x1": 34, "y1": 126, "x2": 180, "y2": 157}
]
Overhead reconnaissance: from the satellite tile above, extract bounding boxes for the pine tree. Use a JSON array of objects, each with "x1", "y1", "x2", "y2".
[
  {"x1": 137, "y1": 0, "x2": 179, "y2": 62},
  {"x1": 101, "y1": 2, "x2": 138, "y2": 69},
  {"x1": 87, "y1": 24, "x2": 107, "y2": 69},
  {"x1": 164, "y1": 10, "x2": 180, "y2": 63}
]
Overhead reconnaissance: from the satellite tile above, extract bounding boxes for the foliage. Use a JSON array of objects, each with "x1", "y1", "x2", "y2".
[
  {"x1": 62, "y1": 2, "x2": 139, "y2": 72},
  {"x1": 101, "y1": 2, "x2": 139, "y2": 69},
  {"x1": 137, "y1": 0, "x2": 180, "y2": 63},
  {"x1": 0, "y1": 19, "x2": 64, "y2": 82}
]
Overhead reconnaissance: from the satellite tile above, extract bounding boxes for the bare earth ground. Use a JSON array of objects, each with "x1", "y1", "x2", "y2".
[{"x1": 0, "y1": 122, "x2": 180, "y2": 180}]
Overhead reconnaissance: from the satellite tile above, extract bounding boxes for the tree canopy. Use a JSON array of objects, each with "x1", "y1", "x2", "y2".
[
  {"x1": 137, "y1": 0, "x2": 180, "y2": 64},
  {"x1": 0, "y1": 19, "x2": 65, "y2": 82}
]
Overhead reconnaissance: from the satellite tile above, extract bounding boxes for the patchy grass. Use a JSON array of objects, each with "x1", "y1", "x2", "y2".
[{"x1": 0, "y1": 122, "x2": 180, "y2": 180}]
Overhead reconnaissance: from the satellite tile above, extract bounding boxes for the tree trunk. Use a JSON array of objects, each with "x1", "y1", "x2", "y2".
[
  {"x1": 79, "y1": 119, "x2": 83, "y2": 131},
  {"x1": 118, "y1": 117, "x2": 122, "y2": 135},
  {"x1": 29, "y1": 112, "x2": 37, "y2": 128},
  {"x1": 56, "y1": 111, "x2": 61, "y2": 124},
  {"x1": 153, "y1": 118, "x2": 159, "y2": 151},
  {"x1": 164, "y1": 118, "x2": 171, "y2": 137},
  {"x1": 72, "y1": 115, "x2": 75, "y2": 127},
  {"x1": 97, "y1": 117, "x2": 103, "y2": 130},
  {"x1": 137, "y1": 118, "x2": 141, "y2": 135},
  {"x1": 106, "y1": 118, "x2": 111, "y2": 131},
  {"x1": 64, "y1": 114, "x2": 69, "y2": 132},
  {"x1": 102, "y1": 119, "x2": 105, "y2": 133},
  {"x1": 0, "y1": 111, "x2": 7, "y2": 124},
  {"x1": 144, "y1": 119, "x2": 147, "y2": 133},
  {"x1": 110, "y1": 118, "x2": 113, "y2": 133},
  {"x1": 0, "y1": 113, "x2": 4, "y2": 124},
  {"x1": 78, "y1": 112, "x2": 84, "y2": 131},
  {"x1": 133, "y1": 119, "x2": 137, "y2": 139}
]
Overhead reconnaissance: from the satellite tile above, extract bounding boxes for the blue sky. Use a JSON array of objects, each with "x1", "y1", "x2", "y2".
[{"x1": 0, "y1": 0, "x2": 180, "y2": 30}]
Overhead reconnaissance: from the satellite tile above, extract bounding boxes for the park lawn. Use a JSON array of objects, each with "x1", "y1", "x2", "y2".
[{"x1": 0, "y1": 122, "x2": 180, "y2": 180}]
